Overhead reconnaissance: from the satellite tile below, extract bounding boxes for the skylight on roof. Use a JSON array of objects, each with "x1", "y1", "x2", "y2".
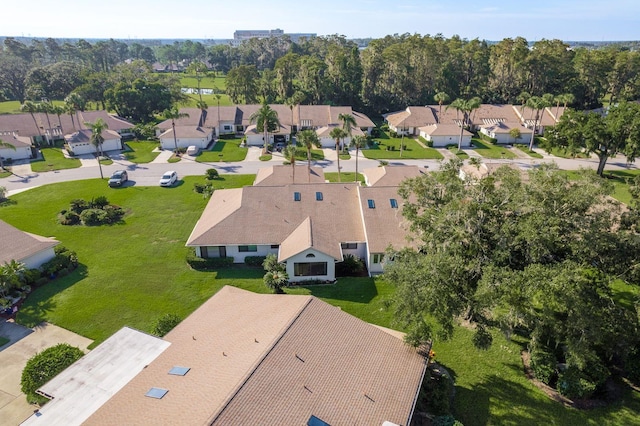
[
  {"x1": 294, "y1": 192, "x2": 301, "y2": 201},
  {"x1": 390, "y1": 198, "x2": 398, "y2": 208},
  {"x1": 367, "y1": 199, "x2": 375, "y2": 209},
  {"x1": 145, "y1": 387, "x2": 168, "y2": 399},
  {"x1": 168, "y1": 366, "x2": 190, "y2": 376},
  {"x1": 316, "y1": 191, "x2": 323, "y2": 201},
  {"x1": 307, "y1": 415, "x2": 331, "y2": 426}
]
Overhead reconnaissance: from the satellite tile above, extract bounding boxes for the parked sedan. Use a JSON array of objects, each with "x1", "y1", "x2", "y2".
[
  {"x1": 159, "y1": 170, "x2": 178, "y2": 187},
  {"x1": 108, "y1": 170, "x2": 128, "y2": 187}
]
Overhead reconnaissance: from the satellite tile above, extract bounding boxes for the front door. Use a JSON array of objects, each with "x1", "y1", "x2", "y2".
[{"x1": 219, "y1": 246, "x2": 227, "y2": 258}]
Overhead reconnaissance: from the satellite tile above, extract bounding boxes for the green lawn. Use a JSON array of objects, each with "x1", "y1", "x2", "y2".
[
  {"x1": 293, "y1": 149, "x2": 324, "y2": 161},
  {"x1": 472, "y1": 138, "x2": 517, "y2": 159},
  {"x1": 0, "y1": 168, "x2": 11, "y2": 179},
  {"x1": 545, "y1": 146, "x2": 590, "y2": 159},
  {"x1": 197, "y1": 138, "x2": 247, "y2": 162},
  {"x1": 179, "y1": 75, "x2": 234, "y2": 108},
  {"x1": 31, "y1": 146, "x2": 81, "y2": 172},
  {"x1": 515, "y1": 144, "x2": 543, "y2": 159},
  {"x1": 0, "y1": 336, "x2": 9, "y2": 347},
  {"x1": 339, "y1": 152, "x2": 351, "y2": 160},
  {"x1": 0, "y1": 100, "x2": 66, "y2": 115},
  {"x1": 325, "y1": 172, "x2": 365, "y2": 184},
  {"x1": 1, "y1": 175, "x2": 639, "y2": 423},
  {"x1": 448, "y1": 146, "x2": 469, "y2": 159},
  {"x1": 363, "y1": 133, "x2": 443, "y2": 160},
  {"x1": 561, "y1": 169, "x2": 640, "y2": 205},
  {"x1": 123, "y1": 141, "x2": 160, "y2": 163}
]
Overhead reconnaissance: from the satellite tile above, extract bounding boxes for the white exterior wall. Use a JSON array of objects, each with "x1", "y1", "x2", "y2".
[
  {"x1": 367, "y1": 252, "x2": 385, "y2": 275},
  {"x1": 340, "y1": 243, "x2": 367, "y2": 261},
  {"x1": 246, "y1": 134, "x2": 265, "y2": 146},
  {"x1": 219, "y1": 121, "x2": 235, "y2": 135},
  {"x1": 422, "y1": 132, "x2": 470, "y2": 147},
  {"x1": 285, "y1": 249, "x2": 335, "y2": 283},
  {"x1": 0, "y1": 146, "x2": 31, "y2": 160},
  {"x1": 160, "y1": 136, "x2": 210, "y2": 150},
  {"x1": 199, "y1": 245, "x2": 277, "y2": 262},
  {"x1": 69, "y1": 138, "x2": 121, "y2": 155},
  {"x1": 20, "y1": 247, "x2": 57, "y2": 269},
  {"x1": 318, "y1": 136, "x2": 335, "y2": 148}
]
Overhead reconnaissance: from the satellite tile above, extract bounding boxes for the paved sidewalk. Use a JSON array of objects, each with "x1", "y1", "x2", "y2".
[
  {"x1": 0, "y1": 321, "x2": 92, "y2": 425},
  {"x1": 150, "y1": 149, "x2": 174, "y2": 163}
]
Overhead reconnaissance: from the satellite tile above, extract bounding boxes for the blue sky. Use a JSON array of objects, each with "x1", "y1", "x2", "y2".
[{"x1": 5, "y1": 0, "x2": 640, "y2": 41}]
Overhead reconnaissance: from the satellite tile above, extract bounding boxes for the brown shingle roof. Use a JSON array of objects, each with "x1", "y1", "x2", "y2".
[
  {"x1": 64, "y1": 129, "x2": 120, "y2": 143},
  {"x1": 253, "y1": 165, "x2": 325, "y2": 186},
  {"x1": 158, "y1": 126, "x2": 210, "y2": 139},
  {"x1": 419, "y1": 124, "x2": 472, "y2": 137},
  {"x1": 0, "y1": 132, "x2": 32, "y2": 148},
  {"x1": 362, "y1": 165, "x2": 427, "y2": 187},
  {"x1": 385, "y1": 107, "x2": 437, "y2": 128},
  {"x1": 0, "y1": 219, "x2": 59, "y2": 265}
]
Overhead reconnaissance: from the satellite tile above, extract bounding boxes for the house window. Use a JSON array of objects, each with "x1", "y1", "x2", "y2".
[
  {"x1": 372, "y1": 253, "x2": 384, "y2": 264},
  {"x1": 305, "y1": 253, "x2": 316, "y2": 258},
  {"x1": 341, "y1": 242, "x2": 357, "y2": 250},
  {"x1": 223, "y1": 125, "x2": 231, "y2": 131},
  {"x1": 294, "y1": 262, "x2": 327, "y2": 276},
  {"x1": 238, "y1": 245, "x2": 258, "y2": 252},
  {"x1": 294, "y1": 192, "x2": 301, "y2": 201},
  {"x1": 270, "y1": 244, "x2": 280, "y2": 249},
  {"x1": 316, "y1": 192, "x2": 323, "y2": 201},
  {"x1": 390, "y1": 198, "x2": 398, "y2": 208},
  {"x1": 236, "y1": 126, "x2": 244, "y2": 132},
  {"x1": 367, "y1": 199, "x2": 375, "y2": 209}
]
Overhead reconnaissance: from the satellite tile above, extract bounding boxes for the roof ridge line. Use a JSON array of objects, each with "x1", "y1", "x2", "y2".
[{"x1": 205, "y1": 296, "x2": 314, "y2": 424}]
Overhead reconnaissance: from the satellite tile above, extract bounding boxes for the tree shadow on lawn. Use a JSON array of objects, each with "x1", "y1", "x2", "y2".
[
  {"x1": 291, "y1": 277, "x2": 378, "y2": 304},
  {"x1": 17, "y1": 264, "x2": 88, "y2": 328}
]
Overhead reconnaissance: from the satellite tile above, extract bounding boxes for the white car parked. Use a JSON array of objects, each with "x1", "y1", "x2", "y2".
[
  {"x1": 186, "y1": 145, "x2": 199, "y2": 156},
  {"x1": 159, "y1": 170, "x2": 178, "y2": 187}
]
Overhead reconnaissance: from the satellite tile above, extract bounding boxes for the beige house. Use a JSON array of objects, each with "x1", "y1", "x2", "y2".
[
  {"x1": 186, "y1": 166, "x2": 418, "y2": 281},
  {"x1": 419, "y1": 124, "x2": 473, "y2": 147},
  {"x1": 24, "y1": 286, "x2": 427, "y2": 426},
  {"x1": 479, "y1": 122, "x2": 532, "y2": 144},
  {"x1": 0, "y1": 132, "x2": 33, "y2": 161},
  {"x1": 158, "y1": 126, "x2": 213, "y2": 150},
  {"x1": 0, "y1": 219, "x2": 59, "y2": 269},
  {"x1": 64, "y1": 129, "x2": 122, "y2": 155}
]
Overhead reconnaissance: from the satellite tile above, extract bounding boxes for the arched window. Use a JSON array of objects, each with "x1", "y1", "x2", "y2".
[{"x1": 305, "y1": 253, "x2": 316, "y2": 258}]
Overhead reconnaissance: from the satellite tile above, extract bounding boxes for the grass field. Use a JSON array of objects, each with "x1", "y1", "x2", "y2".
[
  {"x1": 472, "y1": 138, "x2": 517, "y2": 159},
  {"x1": 123, "y1": 141, "x2": 160, "y2": 163},
  {"x1": 363, "y1": 133, "x2": 443, "y2": 160},
  {"x1": 294, "y1": 149, "x2": 324, "y2": 161},
  {"x1": 31, "y1": 146, "x2": 81, "y2": 172},
  {"x1": 325, "y1": 172, "x2": 365, "y2": 184},
  {"x1": 515, "y1": 144, "x2": 544, "y2": 158},
  {"x1": 0, "y1": 175, "x2": 639, "y2": 423},
  {"x1": 196, "y1": 137, "x2": 247, "y2": 162},
  {"x1": 179, "y1": 75, "x2": 234, "y2": 108},
  {"x1": 0, "y1": 100, "x2": 66, "y2": 115},
  {"x1": 448, "y1": 146, "x2": 469, "y2": 159}
]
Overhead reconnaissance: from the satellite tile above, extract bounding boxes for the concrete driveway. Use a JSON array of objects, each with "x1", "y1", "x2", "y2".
[{"x1": 0, "y1": 321, "x2": 92, "y2": 425}]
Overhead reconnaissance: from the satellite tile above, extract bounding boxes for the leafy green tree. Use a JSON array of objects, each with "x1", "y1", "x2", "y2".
[
  {"x1": 186, "y1": 61, "x2": 210, "y2": 103},
  {"x1": 226, "y1": 64, "x2": 259, "y2": 104},
  {"x1": 162, "y1": 107, "x2": 190, "y2": 152},
  {"x1": 283, "y1": 144, "x2": 298, "y2": 182},
  {"x1": 263, "y1": 254, "x2": 288, "y2": 294},
  {"x1": 338, "y1": 113, "x2": 357, "y2": 145},
  {"x1": 0, "y1": 259, "x2": 25, "y2": 298},
  {"x1": 0, "y1": 54, "x2": 29, "y2": 102},
  {"x1": 151, "y1": 313, "x2": 182, "y2": 337},
  {"x1": 249, "y1": 103, "x2": 280, "y2": 152},
  {"x1": 446, "y1": 97, "x2": 481, "y2": 150},
  {"x1": 297, "y1": 129, "x2": 320, "y2": 182},
  {"x1": 21, "y1": 343, "x2": 84, "y2": 404},
  {"x1": 105, "y1": 78, "x2": 173, "y2": 123},
  {"x1": 433, "y1": 92, "x2": 450, "y2": 118},
  {"x1": 85, "y1": 118, "x2": 108, "y2": 178},
  {"x1": 525, "y1": 94, "x2": 553, "y2": 150},
  {"x1": 329, "y1": 127, "x2": 347, "y2": 182}
]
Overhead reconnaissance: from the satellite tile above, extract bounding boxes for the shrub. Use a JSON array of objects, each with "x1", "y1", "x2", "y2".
[
  {"x1": 390, "y1": 130, "x2": 398, "y2": 138},
  {"x1": 91, "y1": 196, "x2": 109, "y2": 209},
  {"x1": 335, "y1": 254, "x2": 364, "y2": 276},
  {"x1": 478, "y1": 132, "x2": 498, "y2": 144},
  {"x1": 245, "y1": 256, "x2": 266, "y2": 267},
  {"x1": 151, "y1": 313, "x2": 182, "y2": 337},
  {"x1": 22, "y1": 269, "x2": 42, "y2": 286},
  {"x1": 557, "y1": 366, "x2": 597, "y2": 399},
  {"x1": 69, "y1": 198, "x2": 89, "y2": 214},
  {"x1": 419, "y1": 135, "x2": 433, "y2": 147},
  {"x1": 80, "y1": 208, "x2": 108, "y2": 226},
  {"x1": 59, "y1": 211, "x2": 80, "y2": 225},
  {"x1": 186, "y1": 249, "x2": 233, "y2": 270},
  {"x1": 380, "y1": 123, "x2": 389, "y2": 132},
  {"x1": 419, "y1": 365, "x2": 454, "y2": 416},
  {"x1": 530, "y1": 344, "x2": 557, "y2": 385},
  {"x1": 102, "y1": 205, "x2": 125, "y2": 223},
  {"x1": 205, "y1": 168, "x2": 219, "y2": 180},
  {"x1": 41, "y1": 246, "x2": 78, "y2": 276},
  {"x1": 433, "y1": 415, "x2": 464, "y2": 426},
  {"x1": 21, "y1": 343, "x2": 84, "y2": 404},
  {"x1": 0, "y1": 186, "x2": 6, "y2": 200}
]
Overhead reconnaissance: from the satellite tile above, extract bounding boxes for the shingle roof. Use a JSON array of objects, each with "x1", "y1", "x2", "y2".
[
  {"x1": 64, "y1": 129, "x2": 120, "y2": 143},
  {"x1": 362, "y1": 165, "x2": 427, "y2": 187},
  {"x1": 186, "y1": 183, "x2": 366, "y2": 249},
  {"x1": 253, "y1": 165, "x2": 326, "y2": 186},
  {"x1": 419, "y1": 124, "x2": 472, "y2": 137},
  {"x1": 85, "y1": 287, "x2": 426, "y2": 426},
  {"x1": 0, "y1": 111, "x2": 133, "y2": 139},
  {"x1": 0, "y1": 219, "x2": 59, "y2": 265},
  {"x1": 158, "y1": 126, "x2": 210, "y2": 139},
  {"x1": 0, "y1": 133, "x2": 32, "y2": 148},
  {"x1": 384, "y1": 107, "x2": 438, "y2": 128}
]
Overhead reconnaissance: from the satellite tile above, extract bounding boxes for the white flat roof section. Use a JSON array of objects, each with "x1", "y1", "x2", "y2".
[{"x1": 21, "y1": 327, "x2": 170, "y2": 426}]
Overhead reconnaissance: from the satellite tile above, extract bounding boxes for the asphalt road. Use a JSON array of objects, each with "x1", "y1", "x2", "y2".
[{"x1": 2, "y1": 147, "x2": 639, "y2": 196}]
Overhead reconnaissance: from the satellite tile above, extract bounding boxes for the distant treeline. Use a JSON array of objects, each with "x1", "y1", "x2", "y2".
[{"x1": 1, "y1": 34, "x2": 639, "y2": 119}]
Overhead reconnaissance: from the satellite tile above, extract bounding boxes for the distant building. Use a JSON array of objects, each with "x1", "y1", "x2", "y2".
[{"x1": 231, "y1": 29, "x2": 316, "y2": 46}]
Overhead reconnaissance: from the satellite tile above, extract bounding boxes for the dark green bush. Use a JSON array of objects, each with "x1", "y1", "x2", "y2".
[
  {"x1": 557, "y1": 366, "x2": 597, "y2": 399},
  {"x1": 69, "y1": 199, "x2": 89, "y2": 214},
  {"x1": 478, "y1": 132, "x2": 498, "y2": 144},
  {"x1": 420, "y1": 365, "x2": 453, "y2": 416},
  {"x1": 419, "y1": 135, "x2": 433, "y2": 147},
  {"x1": 336, "y1": 254, "x2": 364, "y2": 276},
  {"x1": 186, "y1": 250, "x2": 234, "y2": 270},
  {"x1": 433, "y1": 415, "x2": 464, "y2": 426},
  {"x1": 151, "y1": 313, "x2": 182, "y2": 337},
  {"x1": 23, "y1": 269, "x2": 42, "y2": 285},
  {"x1": 625, "y1": 348, "x2": 640, "y2": 385},
  {"x1": 41, "y1": 246, "x2": 78, "y2": 276},
  {"x1": 91, "y1": 196, "x2": 109, "y2": 209},
  {"x1": 205, "y1": 168, "x2": 219, "y2": 180},
  {"x1": 80, "y1": 208, "x2": 108, "y2": 226},
  {"x1": 59, "y1": 211, "x2": 80, "y2": 225},
  {"x1": 21, "y1": 343, "x2": 84, "y2": 404},
  {"x1": 219, "y1": 133, "x2": 237, "y2": 139},
  {"x1": 530, "y1": 344, "x2": 557, "y2": 385},
  {"x1": 244, "y1": 256, "x2": 267, "y2": 267}
]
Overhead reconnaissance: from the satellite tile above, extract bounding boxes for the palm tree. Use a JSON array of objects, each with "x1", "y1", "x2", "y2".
[
  {"x1": 196, "y1": 100, "x2": 208, "y2": 127},
  {"x1": 351, "y1": 135, "x2": 367, "y2": 182},
  {"x1": 329, "y1": 127, "x2": 347, "y2": 183},
  {"x1": 526, "y1": 94, "x2": 553, "y2": 150},
  {"x1": 186, "y1": 61, "x2": 209, "y2": 103},
  {"x1": 433, "y1": 91, "x2": 450, "y2": 119},
  {"x1": 297, "y1": 129, "x2": 320, "y2": 182},
  {"x1": 554, "y1": 93, "x2": 575, "y2": 121},
  {"x1": 52, "y1": 104, "x2": 65, "y2": 134},
  {"x1": 38, "y1": 101, "x2": 54, "y2": 146},
  {"x1": 162, "y1": 107, "x2": 190, "y2": 152},
  {"x1": 21, "y1": 101, "x2": 43, "y2": 145},
  {"x1": 64, "y1": 92, "x2": 85, "y2": 130},
  {"x1": 447, "y1": 97, "x2": 481, "y2": 150},
  {"x1": 338, "y1": 113, "x2": 357, "y2": 150},
  {"x1": 283, "y1": 144, "x2": 298, "y2": 183},
  {"x1": 517, "y1": 91, "x2": 531, "y2": 113},
  {"x1": 0, "y1": 138, "x2": 17, "y2": 170},
  {"x1": 250, "y1": 103, "x2": 280, "y2": 153},
  {"x1": 85, "y1": 118, "x2": 108, "y2": 179},
  {"x1": 0, "y1": 260, "x2": 25, "y2": 298},
  {"x1": 285, "y1": 92, "x2": 304, "y2": 138}
]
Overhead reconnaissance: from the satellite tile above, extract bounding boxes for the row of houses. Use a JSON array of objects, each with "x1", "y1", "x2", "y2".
[
  {"x1": 384, "y1": 103, "x2": 566, "y2": 146},
  {"x1": 0, "y1": 111, "x2": 134, "y2": 160},
  {"x1": 156, "y1": 104, "x2": 376, "y2": 150}
]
